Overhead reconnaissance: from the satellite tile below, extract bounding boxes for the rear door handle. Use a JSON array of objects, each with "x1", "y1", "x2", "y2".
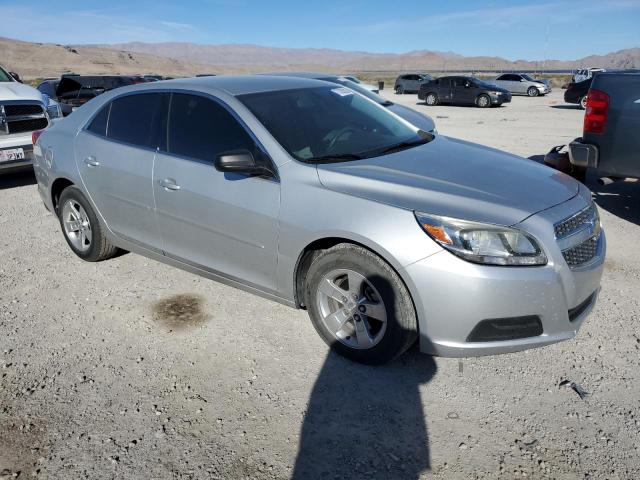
[
  {"x1": 84, "y1": 156, "x2": 99, "y2": 167},
  {"x1": 159, "y1": 178, "x2": 181, "y2": 191}
]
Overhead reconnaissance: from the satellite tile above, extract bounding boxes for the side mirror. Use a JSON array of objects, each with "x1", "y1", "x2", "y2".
[
  {"x1": 214, "y1": 150, "x2": 273, "y2": 176},
  {"x1": 10, "y1": 72, "x2": 22, "y2": 83}
]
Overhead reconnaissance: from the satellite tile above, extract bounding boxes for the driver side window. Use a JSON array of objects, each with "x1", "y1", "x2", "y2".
[{"x1": 166, "y1": 93, "x2": 256, "y2": 164}]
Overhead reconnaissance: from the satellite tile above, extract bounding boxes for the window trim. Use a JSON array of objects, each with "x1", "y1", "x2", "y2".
[{"x1": 80, "y1": 88, "x2": 278, "y2": 179}]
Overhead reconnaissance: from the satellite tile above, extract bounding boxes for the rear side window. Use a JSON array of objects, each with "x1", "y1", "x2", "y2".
[
  {"x1": 166, "y1": 93, "x2": 255, "y2": 163},
  {"x1": 87, "y1": 103, "x2": 110, "y2": 137},
  {"x1": 107, "y1": 93, "x2": 165, "y2": 148}
]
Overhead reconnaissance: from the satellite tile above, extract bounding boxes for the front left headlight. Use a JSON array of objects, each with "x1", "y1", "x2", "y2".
[{"x1": 415, "y1": 212, "x2": 547, "y2": 266}]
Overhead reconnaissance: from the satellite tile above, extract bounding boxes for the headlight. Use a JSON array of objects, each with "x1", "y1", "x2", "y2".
[
  {"x1": 415, "y1": 212, "x2": 547, "y2": 266},
  {"x1": 42, "y1": 94, "x2": 62, "y2": 119}
]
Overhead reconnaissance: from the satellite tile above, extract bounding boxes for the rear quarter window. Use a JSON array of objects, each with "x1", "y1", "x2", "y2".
[{"x1": 87, "y1": 103, "x2": 110, "y2": 137}]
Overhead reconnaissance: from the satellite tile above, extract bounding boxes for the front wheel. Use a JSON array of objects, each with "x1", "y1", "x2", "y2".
[
  {"x1": 58, "y1": 186, "x2": 119, "y2": 262},
  {"x1": 304, "y1": 244, "x2": 418, "y2": 365},
  {"x1": 425, "y1": 93, "x2": 438, "y2": 106},
  {"x1": 476, "y1": 94, "x2": 491, "y2": 108},
  {"x1": 527, "y1": 87, "x2": 539, "y2": 97},
  {"x1": 395, "y1": 86, "x2": 404, "y2": 94}
]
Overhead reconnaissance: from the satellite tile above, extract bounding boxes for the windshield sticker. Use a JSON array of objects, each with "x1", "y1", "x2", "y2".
[{"x1": 332, "y1": 87, "x2": 353, "y2": 97}]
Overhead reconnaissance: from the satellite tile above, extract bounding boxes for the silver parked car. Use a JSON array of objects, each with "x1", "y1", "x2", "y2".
[
  {"x1": 491, "y1": 73, "x2": 551, "y2": 96},
  {"x1": 394, "y1": 73, "x2": 433, "y2": 94},
  {"x1": 33, "y1": 76, "x2": 605, "y2": 365}
]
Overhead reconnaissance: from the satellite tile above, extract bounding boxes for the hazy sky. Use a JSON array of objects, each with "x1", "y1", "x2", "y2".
[{"x1": 2, "y1": 0, "x2": 639, "y2": 60}]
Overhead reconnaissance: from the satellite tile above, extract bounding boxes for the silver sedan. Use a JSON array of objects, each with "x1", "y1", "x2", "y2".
[
  {"x1": 33, "y1": 75, "x2": 604, "y2": 364},
  {"x1": 491, "y1": 73, "x2": 551, "y2": 96}
]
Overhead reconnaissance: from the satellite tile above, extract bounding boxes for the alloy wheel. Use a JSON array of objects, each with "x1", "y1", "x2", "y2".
[
  {"x1": 62, "y1": 199, "x2": 92, "y2": 252},
  {"x1": 315, "y1": 269, "x2": 387, "y2": 350}
]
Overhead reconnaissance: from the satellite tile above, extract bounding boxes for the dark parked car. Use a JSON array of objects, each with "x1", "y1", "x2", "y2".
[
  {"x1": 37, "y1": 76, "x2": 137, "y2": 112},
  {"x1": 419, "y1": 76, "x2": 511, "y2": 108},
  {"x1": 564, "y1": 78, "x2": 592, "y2": 109},
  {"x1": 394, "y1": 74, "x2": 433, "y2": 94},
  {"x1": 548, "y1": 72, "x2": 640, "y2": 182}
]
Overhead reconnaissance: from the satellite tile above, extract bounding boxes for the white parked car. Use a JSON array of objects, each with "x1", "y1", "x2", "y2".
[
  {"x1": 343, "y1": 75, "x2": 379, "y2": 93},
  {"x1": 1, "y1": 64, "x2": 62, "y2": 172},
  {"x1": 572, "y1": 68, "x2": 605, "y2": 83}
]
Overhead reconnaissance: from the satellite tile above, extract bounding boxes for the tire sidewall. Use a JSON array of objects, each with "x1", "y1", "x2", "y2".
[
  {"x1": 477, "y1": 94, "x2": 490, "y2": 108},
  {"x1": 57, "y1": 186, "x2": 106, "y2": 262},
  {"x1": 304, "y1": 246, "x2": 416, "y2": 365}
]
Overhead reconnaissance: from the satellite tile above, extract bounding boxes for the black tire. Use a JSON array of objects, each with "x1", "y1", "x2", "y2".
[
  {"x1": 425, "y1": 93, "x2": 438, "y2": 106},
  {"x1": 304, "y1": 243, "x2": 418, "y2": 365},
  {"x1": 476, "y1": 94, "x2": 491, "y2": 108},
  {"x1": 570, "y1": 165, "x2": 587, "y2": 183},
  {"x1": 57, "y1": 186, "x2": 119, "y2": 262},
  {"x1": 527, "y1": 86, "x2": 539, "y2": 97},
  {"x1": 579, "y1": 96, "x2": 588, "y2": 110},
  {"x1": 395, "y1": 85, "x2": 404, "y2": 94}
]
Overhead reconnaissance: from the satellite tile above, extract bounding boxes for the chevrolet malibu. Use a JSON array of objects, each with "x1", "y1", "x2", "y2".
[{"x1": 33, "y1": 76, "x2": 605, "y2": 365}]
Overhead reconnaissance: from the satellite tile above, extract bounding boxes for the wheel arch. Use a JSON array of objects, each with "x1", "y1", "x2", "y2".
[
  {"x1": 292, "y1": 235, "x2": 414, "y2": 312},
  {"x1": 50, "y1": 177, "x2": 75, "y2": 214}
]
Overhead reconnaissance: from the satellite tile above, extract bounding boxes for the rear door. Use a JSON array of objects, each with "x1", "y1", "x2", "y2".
[
  {"x1": 437, "y1": 78, "x2": 453, "y2": 102},
  {"x1": 153, "y1": 92, "x2": 280, "y2": 291},
  {"x1": 75, "y1": 92, "x2": 166, "y2": 251}
]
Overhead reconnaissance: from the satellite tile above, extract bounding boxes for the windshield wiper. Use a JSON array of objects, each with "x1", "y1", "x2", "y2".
[
  {"x1": 304, "y1": 153, "x2": 365, "y2": 164},
  {"x1": 374, "y1": 135, "x2": 432, "y2": 156}
]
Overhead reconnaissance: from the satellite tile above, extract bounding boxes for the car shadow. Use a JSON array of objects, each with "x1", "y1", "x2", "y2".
[
  {"x1": 550, "y1": 104, "x2": 581, "y2": 110},
  {"x1": 0, "y1": 169, "x2": 36, "y2": 190},
  {"x1": 292, "y1": 274, "x2": 437, "y2": 480},
  {"x1": 590, "y1": 179, "x2": 640, "y2": 226}
]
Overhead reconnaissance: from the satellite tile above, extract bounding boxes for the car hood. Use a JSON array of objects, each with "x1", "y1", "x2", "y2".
[
  {"x1": 0, "y1": 81, "x2": 44, "y2": 102},
  {"x1": 316, "y1": 135, "x2": 579, "y2": 226},
  {"x1": 386, "y1": 103, "x2": 436, "y2": 132}
]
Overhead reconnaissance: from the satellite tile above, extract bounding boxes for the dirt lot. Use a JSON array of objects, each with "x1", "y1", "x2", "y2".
[{"x1": 1, "y1": 90, "x2": 639, "y2": 480}]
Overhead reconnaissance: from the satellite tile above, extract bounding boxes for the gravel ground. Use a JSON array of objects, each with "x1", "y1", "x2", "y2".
[{"x1": 1, "y1": 89, "x2": 639, "y2": 480}]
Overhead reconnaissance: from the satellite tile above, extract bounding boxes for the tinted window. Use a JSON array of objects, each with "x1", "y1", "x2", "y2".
[
  {"x1": 107, "y1": 93, "x2": 165, "y2": 148},
  {"x1": 240, "y1": 86, "x2": 429, "y2": 162},
  {"x1": 37, "y1": 82, "x2": 56, "y2": 97},
  {"x1": 167, "y1": 93, "x2": 255, "y2": 163},
  {"x1": 87, "y1": 103, "x2": 110, "y2": 137},
  {"x1": 452, "y1": 77, "x2": 468, "y2": 88}
]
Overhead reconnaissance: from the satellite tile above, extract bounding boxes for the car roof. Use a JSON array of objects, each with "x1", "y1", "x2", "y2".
[
  {"x1": 156, "y1": 74, "x2": 333, "y2": 96},
  {"x1": 259, "y1": 71, "x2": 339, "y2": 80}
]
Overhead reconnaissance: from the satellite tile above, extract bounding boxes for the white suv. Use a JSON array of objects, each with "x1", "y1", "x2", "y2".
[{"x1": 1, "y1": 65, "x2": 61, "y2": 172}]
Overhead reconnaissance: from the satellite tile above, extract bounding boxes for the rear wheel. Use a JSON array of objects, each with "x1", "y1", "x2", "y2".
[
  {"x1": 476, "y1": 94, "x2": 491, "y2": 108},
  {"x1": 579, "y1": 96, "x2": 588, "y2": 109},
  {"x1": 527, "y1": 87, "x2": 539, "y2": 97},
  {"x1": 304, "y1": 244, "x2": 418, "y2": 365},
  {"x1": 425, "y1": 93, "x2": 438, "y2": 106},
  {"x1": 58, "y1": 186, "x2": 119, "y2": 262}
]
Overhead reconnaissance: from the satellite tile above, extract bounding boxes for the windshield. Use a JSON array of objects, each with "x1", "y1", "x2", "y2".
[
  {"x1": 521, "y1": 74, "x2": 537, "y2": 82},
  {"x1": 239, "y1": 86, "x2": 430, "y2": 163},
  {"x1": 473, "y1": 78, "x2": 493, "y2": 88},
  {"x1": 419, "y1": 74, "x2": 433, "y2": 81},
  {"x1": 0, "y1": 66, "x2": 14, "y2": 82},
  {"x1": 324, "y1": 77, "x2": 392, "y2": 106}
]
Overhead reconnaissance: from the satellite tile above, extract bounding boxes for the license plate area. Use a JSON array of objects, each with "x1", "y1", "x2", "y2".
[{"x1": 0, "y1": 147, "x2": 26, "y2": 162}]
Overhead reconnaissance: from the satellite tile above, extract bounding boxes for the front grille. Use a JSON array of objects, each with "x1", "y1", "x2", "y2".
[
  {"x1": 562, "y1": 236, "x2": 598, "y2": 267},
  {"x1": 1, "y1": 102, "x2": 49, "y2": 136},
  {"x1": 4, "y1": 104, "x2": 44, "y2": 116},
  {"x1": 555, "y1": 204, "x2": 598, "y2": 239}
]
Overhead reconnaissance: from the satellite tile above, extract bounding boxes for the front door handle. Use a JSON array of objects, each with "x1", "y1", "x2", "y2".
[
  {"x1": 84, "y1": 156, "x2": 100, "y2": 167},
  {"x1": 159, "y1": 178, "x2": 181, "y2": 191}
]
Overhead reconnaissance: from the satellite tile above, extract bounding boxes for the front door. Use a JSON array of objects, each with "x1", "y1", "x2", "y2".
[
  {"x1": 153, "y1": 92, "x2": 280, "y2": 292},
  {"x1": 75, "y1": 92, "x2": 166, "y2": 250}
]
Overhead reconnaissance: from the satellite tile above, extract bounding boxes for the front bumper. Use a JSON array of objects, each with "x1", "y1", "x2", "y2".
[
  {"x1": 491, "y1": 93, "x2": 511, "y2": 104},
  {"x1": 402, "y1": 189, "x2": 605, "y2": 357},
  {"x1": 0, "y1": 134, "x2": 35, "y2": 172}
]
